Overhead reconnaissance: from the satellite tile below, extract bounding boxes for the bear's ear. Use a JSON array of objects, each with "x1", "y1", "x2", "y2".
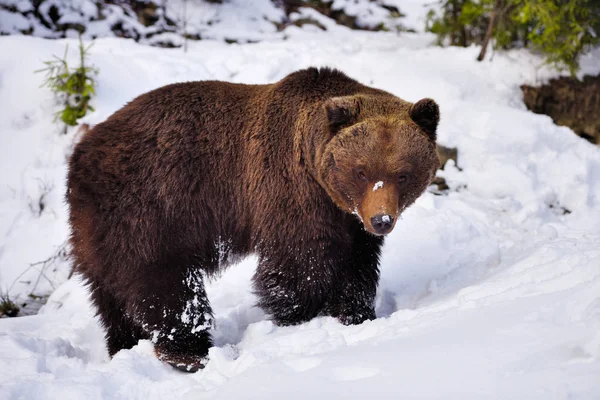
[
  {"x1": 409, "y1": 98, "x2": 440, "y2": 141},
  {"x1": 324, "y1": 96, "x2": 361, "y2": 133}
]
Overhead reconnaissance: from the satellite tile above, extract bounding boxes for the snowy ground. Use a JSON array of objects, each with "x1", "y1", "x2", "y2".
[{"x1": 1, "y1": 18, "x2": 600, "y2": 399}]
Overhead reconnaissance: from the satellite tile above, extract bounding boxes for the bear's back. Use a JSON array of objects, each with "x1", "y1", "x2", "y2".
[{"x1": 67, "y1": 80, "x2": 271, "y2": 243}]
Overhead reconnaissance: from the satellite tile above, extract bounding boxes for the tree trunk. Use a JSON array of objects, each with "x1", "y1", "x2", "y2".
[
  {"x1": 477, "y1": 0, "x2": 500, "y2": 61},
  {"x1": 451, "y1": 0, "x2": 460, "y2": 46}
]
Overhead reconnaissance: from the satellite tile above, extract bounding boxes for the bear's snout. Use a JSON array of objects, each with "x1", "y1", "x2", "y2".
[
  {"x1": 356, "y1": 181, "x2": 399, "y2": 235},
  {"x1": 370, "y1": 214, "x2": 394, "y2": 235}
]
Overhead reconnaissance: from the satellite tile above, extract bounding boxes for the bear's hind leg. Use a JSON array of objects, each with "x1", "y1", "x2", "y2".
[
  {"x1": 90, "y1": 283, "x2": 147, "y2": 356},
  {"x1": 126, "y1": 265, "x2": 214, "y2": 373}
]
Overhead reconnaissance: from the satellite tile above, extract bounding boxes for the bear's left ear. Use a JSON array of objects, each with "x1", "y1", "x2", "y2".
[
  {"x1": 324, "y1": 96, "x2": 361, "y2": 133},
  {"x1": 409, "y1": 98, "x2": 440, "y2": 141}
]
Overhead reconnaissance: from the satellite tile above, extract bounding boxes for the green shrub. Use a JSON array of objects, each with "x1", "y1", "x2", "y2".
[
  {"x1": 37, "y1": 36, "x2": 98, "y2": 129},
  {"x1": 514, "y1": 0, "x2": 600, "y2": 74},
  {"x1": 426, "y1": 0, "x2": 600, "y2": 74}
]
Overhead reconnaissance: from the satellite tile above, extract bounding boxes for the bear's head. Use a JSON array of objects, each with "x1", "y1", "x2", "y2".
[{"x1": 318, "y1": 94, "x2": 440, "y2": 236}]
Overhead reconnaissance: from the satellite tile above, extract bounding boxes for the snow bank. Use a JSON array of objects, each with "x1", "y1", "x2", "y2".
[
  {"x1": 0, "y1": 0, "x2": 406, "y2": 45},
  {"x1": 0, "y1": 0, "x2": 283, "y2": 42},
  {"x1": 0, "y1": 21, "x2": 599, "y2": 399}
]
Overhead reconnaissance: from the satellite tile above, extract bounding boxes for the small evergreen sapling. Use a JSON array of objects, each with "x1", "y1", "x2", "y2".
[{"x1": 37, "y1": 36, "x2": 98, "y2": 130}]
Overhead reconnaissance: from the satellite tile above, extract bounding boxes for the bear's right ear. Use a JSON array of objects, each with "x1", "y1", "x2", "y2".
[{"x1": 324, "y1": 96, "x2": 361, "y2": 133}]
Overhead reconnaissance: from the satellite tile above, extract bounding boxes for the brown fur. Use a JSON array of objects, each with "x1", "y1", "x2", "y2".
[{"x1": 67, "y1": 67, "x2": 440, "y2": 372}]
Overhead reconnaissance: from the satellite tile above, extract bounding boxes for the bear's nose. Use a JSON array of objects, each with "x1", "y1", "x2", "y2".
[{"x1": 370, "y1": 214, "x2": 394, "y2": 235}]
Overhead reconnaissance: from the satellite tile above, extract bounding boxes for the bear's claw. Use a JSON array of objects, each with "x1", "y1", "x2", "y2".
[
  {"x1": 168, "y1": 361, "x2": 205, "y2": 373},
  {"x1": 156, "y1": 348, "x2": 207, "y2": 373}
]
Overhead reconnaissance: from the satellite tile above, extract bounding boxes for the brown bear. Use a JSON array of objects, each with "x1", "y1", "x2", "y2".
[{"x1": 67, "y1": 67, "x2": 440, "y2": 372}]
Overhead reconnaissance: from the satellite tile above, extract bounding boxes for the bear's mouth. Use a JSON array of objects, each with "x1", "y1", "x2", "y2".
[{"x1": 351, "y1": 206, "x2": 364, "y2": 223}]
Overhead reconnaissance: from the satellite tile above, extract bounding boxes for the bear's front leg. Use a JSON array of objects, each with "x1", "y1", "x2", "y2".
[
  {"x1": 323, "y1": 230, "x2": 383, "y2": 325},
  {"x1": 253, "y1": 240, "x2": 340, "y2": 326},
  {"x1": 128, "y1": 266, "x2": 213, "y2": 372}
]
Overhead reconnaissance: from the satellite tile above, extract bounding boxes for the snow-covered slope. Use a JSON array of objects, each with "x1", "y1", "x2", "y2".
[
  {"x1": 0, "y1": 0, "x2": 410, "y2": 46},
  {"x1": 1, "y1": 21, "x2": 600, "y2": 399}
]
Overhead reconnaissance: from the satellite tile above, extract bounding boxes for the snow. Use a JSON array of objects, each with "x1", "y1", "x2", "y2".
[
  {"x1": 1, "y1": 7, "x2": 600, "y2": 399},
  {"x1": 385, "y1": 0, "x2": 438, "y2": 32},
  {"x1": 0, "y1": 9, "x2": 30, "y2": 32},
  {"x1": 373, "y1": 181, "x2": 384, "y2": 191},
  {"x1": 329, "y1": 0, "x2": 398, "y2": 30},
  {"x1": 1, "y1": 0, "x2": 410, "y2": 45},
  {"x1": 0, "y1": 0, "x2": 289, "y2": 43}
]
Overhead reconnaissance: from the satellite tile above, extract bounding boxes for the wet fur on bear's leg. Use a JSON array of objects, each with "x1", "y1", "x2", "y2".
[
  {"x1": 323, "y1": 228, "x2": 383, "y2": 325},
  {"x1": 252, "y1": 224, "x2": 382, "y2": 327},
  {"x1": 119, "y1": 264, "x2": 214, "y2": 372},
  {"x1": 253, "y1": 238, "x2": 343, "y2": 326},
  {"x1": 78, "y1": 243, "x2": 216, "y2": 372},
  {"x1": 89, "y1": 282, "x2": 148, "y2": 355}
]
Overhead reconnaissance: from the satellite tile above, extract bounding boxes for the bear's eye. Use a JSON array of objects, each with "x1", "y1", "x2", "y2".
[
  {"x1": 398, "y1": 175, "x2": 408, "y2": 184},
  {"x1": 356, "y1": 169, "x2": 368, "y2": 182}
]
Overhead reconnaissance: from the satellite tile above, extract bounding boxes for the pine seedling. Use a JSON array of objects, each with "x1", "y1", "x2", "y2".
[{"x1": 36, "y1": 36, "x2": 98, "y2": 129}]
